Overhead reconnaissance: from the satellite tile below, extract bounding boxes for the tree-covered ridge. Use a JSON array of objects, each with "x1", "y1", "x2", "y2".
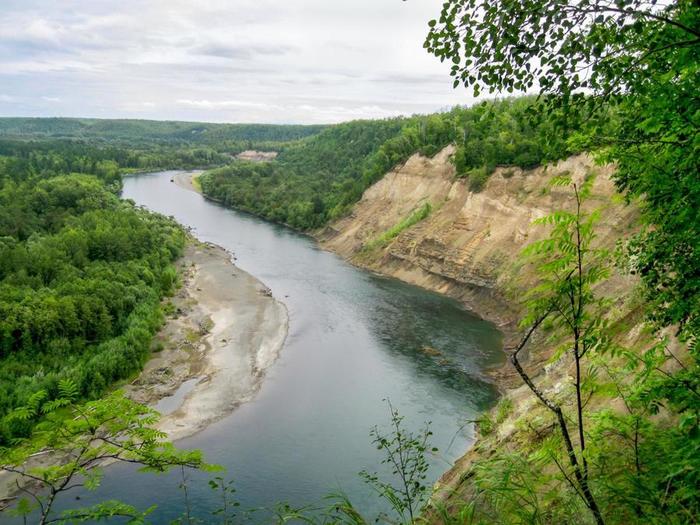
[
  {"x1": 0, "y1": 146, "x2": 185, "y2": 445},
  {"x1": 0, "y1": 117, "x2": 326, "y2": 145},
  {"x1": 0, "y1": 138, "x2": 231, "y2": 178},
  {"x1": 199, "y1": 118, "x2": 407, "y2": 229},
  {"x1": 199, "y1": 97, "x2": 580, "y2": 230}
]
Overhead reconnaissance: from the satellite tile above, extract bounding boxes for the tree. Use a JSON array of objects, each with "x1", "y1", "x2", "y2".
[
  {"x1": 424, "y1": 0, "x2": 699, "y2": 341},
  {"x1": 0, "y1": 382, "x2": 207, "y2": 524},
  {"x1": 424, "y1": 0, "x2": 699, "y2": 101},
  {"x1": 360, "y1": 400, "x2": 436, "y2": 524},
  {"x1": 425, "y1": 7, "x2": 699, "y2": 520},
  {"x1": 509, "y1": 176, "x2": 609, "y2": 525}
]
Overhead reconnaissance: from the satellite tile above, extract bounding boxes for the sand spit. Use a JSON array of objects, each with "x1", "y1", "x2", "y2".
[{"x1": 128, "y1": 240, "x2": 288, "y2": 441}]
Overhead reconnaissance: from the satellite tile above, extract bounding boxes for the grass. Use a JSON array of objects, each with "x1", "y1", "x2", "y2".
[
  {"x1": 192, "y1": 173, "x2": 203, "y2": 192},
  {"x1": 363, "y1": 202, "x2": 432, "y2": 251},
  {"x1": 495, "y1": 398, "x2": 514, "y2": 424}
]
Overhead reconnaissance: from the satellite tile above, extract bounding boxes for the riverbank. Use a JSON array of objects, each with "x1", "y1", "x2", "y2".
[
  {"x1": 161, "y1": 157, "x2": 645, "y2": 522},
  {"x1": 315, "y1": 148, "x2": 643, "y2": 516},
  {"x1": 129, "y1": 238, "x2": 288, "y2": 441},
  {"x1": 0, "y1": 237, "x2": 288, "y2": 505},
  {"x1": 176, "y1": 169, "x2": 515, "y2": 383},
  {"x1": 112, "y1": 169, "x2": 510, "y2": 517},
  {"x1": 0, "y1": 234, "x2": 287, "y2": 510},
  {"x1": 173, "y1": 170, "x2": 202, "y2": 193}
]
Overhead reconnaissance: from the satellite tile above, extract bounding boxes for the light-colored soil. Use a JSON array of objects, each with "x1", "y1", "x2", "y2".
[
  {"x1": 127, "y1": 240, "x2": 288, "y2": 441},
  {"x1": 316, "y1": 147, "x2": 645, "y2": 514},
  {"x1": 319, "y1": 148, "x2": 639, "y2": 364},
  {"x1": 173, "y1": 170, "x2": 201, "y2": 193},
  {"x1": 235, "y1": 150, "x2": 278, "y2": 162}
]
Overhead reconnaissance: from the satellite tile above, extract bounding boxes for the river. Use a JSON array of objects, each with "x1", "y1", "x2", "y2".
[{"x1": 53, "y1": 170, "x2": 504, "y2": 522}]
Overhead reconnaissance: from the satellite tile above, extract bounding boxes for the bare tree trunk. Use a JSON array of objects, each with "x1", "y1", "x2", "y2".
[{"x1": 510, "y1": 314, "x2": 605, "y2": 525}]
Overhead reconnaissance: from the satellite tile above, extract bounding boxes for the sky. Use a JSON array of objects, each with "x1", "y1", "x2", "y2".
[{"x1": 0, "y1": 0, "x2": 478, "y2": 124}]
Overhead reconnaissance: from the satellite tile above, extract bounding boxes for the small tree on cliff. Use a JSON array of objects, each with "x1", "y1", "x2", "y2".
[
  {"x1": 423, "y1": 0, "x2": 699, "y2": 394},
  {"x1": 509, "y1": 175, "x2": 610, "y2": 525}
]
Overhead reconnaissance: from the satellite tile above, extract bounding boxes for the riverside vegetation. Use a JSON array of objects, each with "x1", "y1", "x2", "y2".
[
  {"x1": 198, "y1": 97, "x2": 581, "y2": 230},
  {"x1": 0, "y1": 0, "x2": 698, "y2": 522}
]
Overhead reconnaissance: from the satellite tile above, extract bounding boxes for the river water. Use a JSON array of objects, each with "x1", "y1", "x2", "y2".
[{"x1": 52, "y1": 170, "x2": 504, "y2": 522}]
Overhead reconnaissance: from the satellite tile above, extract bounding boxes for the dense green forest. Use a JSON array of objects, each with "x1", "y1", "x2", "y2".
[
  {"x1": 199, "y1": 97, "x2": 579, "y2": 229},
  {"x1": 0, "y1": 143, "x2": 188, "y2": 445},
  {"x1": 0, "y1": 138, "x2": 231, "y2": 177},
  {"x1": 0, "y1": 0, "x2": 697, "y2": 519},
  {"x1": 0, "y1": 117, "x2": 325, "y2": 145}
]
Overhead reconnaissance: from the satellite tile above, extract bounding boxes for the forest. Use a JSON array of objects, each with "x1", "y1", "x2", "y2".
[
  {"x1": 0, "y1": 117, "x2": 325, "y2": 145},
  {"x1": 0, "y1": 142, "x2": 190, "y2": 445},
  {"x1": 0, "y1": 0, "x2": 698, "y2": 521},
  {"x1": 199, "y1": 97, "x2": 580, "y2": 230}
]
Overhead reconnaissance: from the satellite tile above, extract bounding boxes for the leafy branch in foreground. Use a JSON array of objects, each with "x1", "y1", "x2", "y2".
[
  {"x1": 360, "y1": 400, "x2": 436, "y2": 524},
  {"x1": 271, "y1": 401, "x2": 438, "y2": 525},
  {"x1": 0, "y1": 381, "x2": 209, "y2": 524}
]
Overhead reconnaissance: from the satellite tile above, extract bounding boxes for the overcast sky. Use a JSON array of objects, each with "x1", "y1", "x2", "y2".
[{"x1": 0, "y1": 0, "x2": 479, "y2": 124}]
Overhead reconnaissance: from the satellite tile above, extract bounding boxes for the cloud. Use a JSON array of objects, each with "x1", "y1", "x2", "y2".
[
  {"x1": 0, "y1": 1, "x2": 480, "y2": 123},
  {"x1": 192, "y1": 43, "x2": 295, "y2": 60},
  {"x1": 177, "y1": 99, "x2": 282, "y2": 111}
]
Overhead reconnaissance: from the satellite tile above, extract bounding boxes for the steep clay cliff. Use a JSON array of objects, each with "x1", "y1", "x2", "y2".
[
  {"x1": 319, "y1": 145, "x2": 638, "y2": 339},
  {"x1": 318, "y1": 146, "x2": 646, "y2": 511}
]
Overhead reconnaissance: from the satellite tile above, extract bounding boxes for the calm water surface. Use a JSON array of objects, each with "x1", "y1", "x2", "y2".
[{"x1": 52, "y1": 170, "x2": 504, "y2": 522}]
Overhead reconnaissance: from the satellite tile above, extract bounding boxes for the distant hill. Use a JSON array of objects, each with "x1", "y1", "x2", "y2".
[{"x1": 0, "y1": 117, "x2": 326, "y2": 144}]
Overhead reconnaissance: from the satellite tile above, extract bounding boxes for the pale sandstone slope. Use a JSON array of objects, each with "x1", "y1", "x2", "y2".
[
  {"x1": 319, "y1": 146, "x2": 646, "y2": 512},
  {"x1": 319, "y1": 145, "x2": 638, "y2": 339}
]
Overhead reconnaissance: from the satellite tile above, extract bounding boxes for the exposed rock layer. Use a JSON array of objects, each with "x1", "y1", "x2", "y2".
[
  {"x1": 320, "y1": 146, "x2": 637, "y2": 342},
  {"x1": 318, "y1": 146, "x2": 642, "y2": 508}
]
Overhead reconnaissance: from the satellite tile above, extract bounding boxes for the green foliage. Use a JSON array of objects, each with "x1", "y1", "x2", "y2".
[
  {"x1": 425, "y1": 0, "x2": 699, "y2": 362},
  {"x1": 450, "y1": 97, "x2": 579, "y2": 181},
  {"x1": 471, "y1": 447, "x2": 584, "y2": 525},
  {"x1": 270, "y1": 402, "x2": 438, "y2": 525},
  {"x1": 476, "y1": 413, "x2": 494, "y2": 436},
  {"x1": 199, "y1": 98, "x2": 579, "y2": 230},
  {"x1": 359, "y1": 401, "x2": 436, "y2": 524},
  {"x1": 199, "y1": 118, "x2": 408, "y2": 229},
  {"x1": 0, "y1": 389, "x2": 207, "y2": 524},
  {"x1": 425, "y1": 2, "x2": 699, "y2": 522},
  {"x1": 425, "y1": 0, "x2": 699, "y2": 103},
  {"x1": 0, "y1": 146, "x2": 186, "y2": 445},
  {"x1": 364, "y1": 202, "x2": 433, "y2": 251},
  {"x1": 494, "y1": 398, "x2": 513, "y2": 425},
  {"x1": 0, "y1": 117, "x2": 324, "y2": 145},
  {"x1": 0, "y1": 138, "x2": 230, "y2": 177},
  {"x1": 515, "y1": 180, "x2": 609, "y2": 524}
]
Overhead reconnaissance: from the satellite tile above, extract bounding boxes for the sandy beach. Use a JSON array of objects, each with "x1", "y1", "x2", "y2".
[
  {"x1": 124, "y1": 173, "x2": 289, "y2": 440},
  {"x1": 173, "y1": 170, "x2": 202, "y2": 193},
  {"x1": 128, "y1": 239, "x2": 288, "y2": 441}
]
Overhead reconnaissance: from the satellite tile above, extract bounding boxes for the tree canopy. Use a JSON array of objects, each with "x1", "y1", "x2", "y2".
[
  {"x1": 199, "y1": 98, "x2": 583, "y2": 230},
  {"x1": 0, "y1": 142, "x2": 186, "y2": 445},
  {"x1": 425, "y1": 0, "x2": 699, "y2": 339}
]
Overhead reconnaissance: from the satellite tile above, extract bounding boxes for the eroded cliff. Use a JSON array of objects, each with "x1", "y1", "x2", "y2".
[
  {"x1": 318, "y1": 146, "x2": 647, "y2": 511},
  {"x1": 319, "y1": 145, "x2": 638, "y2": 339}
]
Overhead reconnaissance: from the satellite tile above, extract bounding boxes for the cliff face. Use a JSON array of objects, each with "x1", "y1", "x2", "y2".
[
  {"x1": 319, "y1": 146, "x2": 637, "y2": 336},
  {"x1": 318, "y1": 146, "x2": 644, "y2": 512}
]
